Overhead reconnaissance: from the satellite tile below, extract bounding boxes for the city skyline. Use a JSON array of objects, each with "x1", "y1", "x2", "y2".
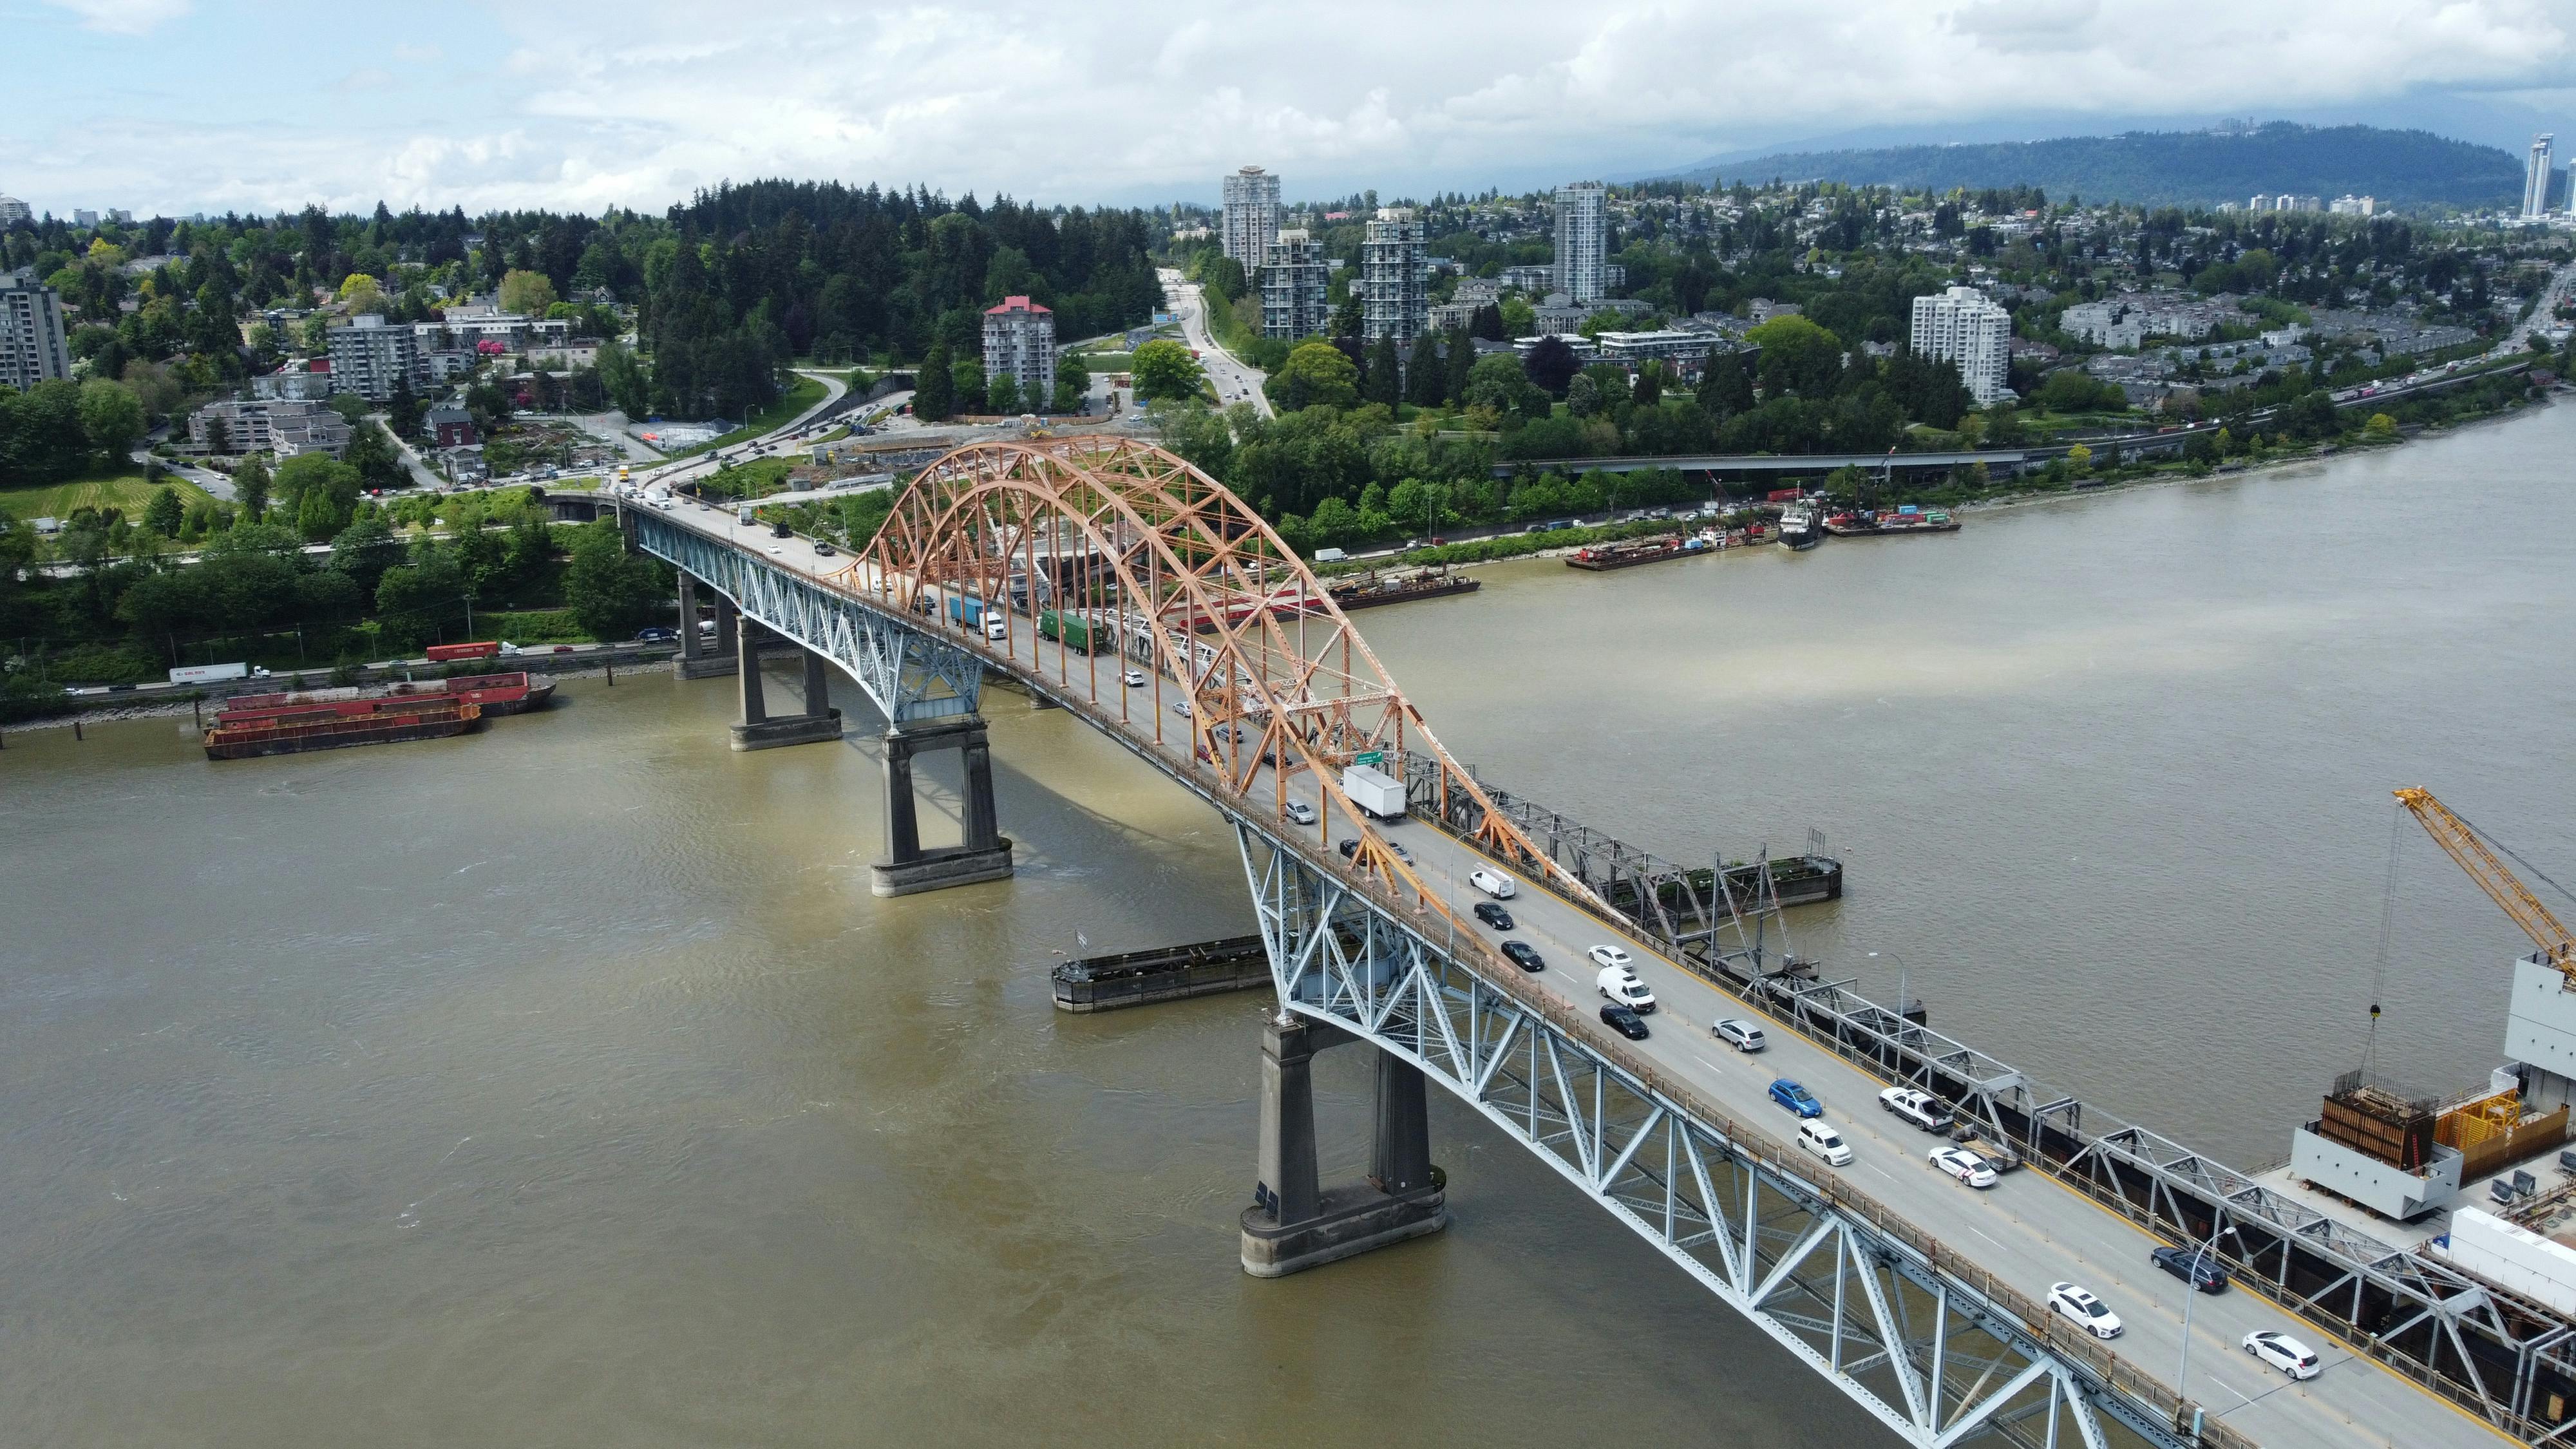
[{"x1": 8, "y1": 1, "x2": 2576, "y2": 217}]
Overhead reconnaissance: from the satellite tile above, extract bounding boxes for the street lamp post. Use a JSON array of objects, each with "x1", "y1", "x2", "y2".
[{"x1": 2175, "y1": 1223, "x2": 2240, "y2": 1437}]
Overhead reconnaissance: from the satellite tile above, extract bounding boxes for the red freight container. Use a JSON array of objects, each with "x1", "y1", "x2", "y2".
[
  {"x1": 425, "y1": 642, "x2": 502, "y2": 662},
  {"x1": 1766, "y1": 488, "x2": 1802, "y2": 502}
]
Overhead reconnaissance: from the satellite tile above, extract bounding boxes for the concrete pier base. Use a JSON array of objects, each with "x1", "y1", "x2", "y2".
[
  {"x1": 869, "y1": 841, "x2": 1018, "y2": 897},
  {"x1": 731, "y1": 710, "x2": 843, "y2": 750},
  {"x1": 678, "y1": 654, "x2": 740, "y2": 679},
  {"x1": 1240, "y1": 1014, "x2": 1446, "y2": 1277}
]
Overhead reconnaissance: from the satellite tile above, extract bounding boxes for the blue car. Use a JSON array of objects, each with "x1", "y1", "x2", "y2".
[{"x1": 1770, "y1": 1079, "x2": 1823, "y2": 1118}]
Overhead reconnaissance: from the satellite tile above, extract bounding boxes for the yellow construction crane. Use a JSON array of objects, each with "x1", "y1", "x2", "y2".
[{"x1": 2394, "y1": 787, "x2": 2575, "y2": 982}]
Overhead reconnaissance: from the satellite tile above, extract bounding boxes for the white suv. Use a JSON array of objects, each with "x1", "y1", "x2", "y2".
[
  {"x1": 1713, "y1": 1019, "x2": 1767, "y2": 1053},
  {"x1": 1879, "y1": 1087, "x2": 1952, "y2": 1132},
  {"x1": 1795, "y1": 1119, "x2": 1853, "y2": 1166},
  {"x1": 1468, "y1": 867, "x2": 1515, "y2": 899},
  {"x1": 2242, "y1": 1331, "x2": 2322, "y2": 1380}
]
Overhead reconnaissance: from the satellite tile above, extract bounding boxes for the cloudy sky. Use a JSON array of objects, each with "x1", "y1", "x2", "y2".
[{"x1": 6, "y1": 0, "x2": 2576, "y2": 216}]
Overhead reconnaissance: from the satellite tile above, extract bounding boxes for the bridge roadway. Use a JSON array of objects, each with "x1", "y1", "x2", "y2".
[{"x1": 656, "y1": 493, "x2": 2501, "y2": 1449}]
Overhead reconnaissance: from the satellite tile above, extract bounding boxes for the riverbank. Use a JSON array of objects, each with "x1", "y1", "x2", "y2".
[{"x1": 3, "y1": 655, "x2": 679, "y2": 733}]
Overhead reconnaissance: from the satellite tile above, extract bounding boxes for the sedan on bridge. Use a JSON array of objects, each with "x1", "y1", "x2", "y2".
[
  {"x1": 1600, "y1": 1005, "x2": 1650, "y2": 1040},
  {"x1": 1499, "y1": 941, "x2": 1544, "y2": 972},
  {"x1": 1472, "y1": 902, "x2": 1513, "y2": 930},
  {"x1": 2150, "y1": 1245, "x2": 2231, "y2": 1294},
  {"x1": 1588, "y1": 944, "x2": 1634, "y2": 971},
  {"x1": 2047, "y1": 1283, "x2": 2124, "y2": 1339},
  {"x1": 1927, "y1": 1146, "x2": 1998, "y2": 1189},
  {"x1": 1283, "y1": 800, "x2": 1316, "y2": 826},
  {"x1": 1124, "y1": 669, "x2": 1147, "y2": 687},
  {"x1": 1768, "y1": 1079, "x2": 1823, "y2": 1118}
]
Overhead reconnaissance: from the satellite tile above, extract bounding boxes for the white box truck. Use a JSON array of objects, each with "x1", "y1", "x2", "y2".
[
  {"x1": 1342, "y1": 763, "x2": 1406, "y2": 820},
  {"x1": 169, "y1": 662, "x2": 251, "y2": 685}
]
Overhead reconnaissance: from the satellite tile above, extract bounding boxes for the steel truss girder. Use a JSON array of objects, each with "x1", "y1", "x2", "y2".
[
  {"x1": 632, "y1": 509, "x2": 983, "y2": 724},
  {"x1": 1233, "y1": 824, "x2": 2199, "y2": 1449}
]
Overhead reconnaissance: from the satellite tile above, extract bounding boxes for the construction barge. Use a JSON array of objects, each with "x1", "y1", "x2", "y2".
[
  {"x1": 203, "y1": 671, "x2": 553, "y2": 760},
  {"x1": 1565, "y1": 533, "x2": 1712, "y2": 571},
  {"x1": 1821, "y1": 506, "x2": 1961, "y2": 537},
  {"x1": 1327, "y1": 566, "x2": 1480, "y2": 611},
  {"x1": 1050, "y1": 933, "x2": 1271, "y2": 1012}
]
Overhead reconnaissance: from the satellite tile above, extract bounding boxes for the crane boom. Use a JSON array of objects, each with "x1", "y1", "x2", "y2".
[{"x1": 2394, "y1": 787, "x2": 2576, "y2": 982}]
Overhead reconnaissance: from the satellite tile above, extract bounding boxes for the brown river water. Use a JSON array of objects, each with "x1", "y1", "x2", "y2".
[{"x1": 4, "y1": 406, "x2": 2572, "y2": 1446}]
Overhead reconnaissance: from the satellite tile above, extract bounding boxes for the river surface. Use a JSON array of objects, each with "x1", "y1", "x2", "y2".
[{"x1": 5, "y1": 408, "x2": 2573, "y2": 1446}]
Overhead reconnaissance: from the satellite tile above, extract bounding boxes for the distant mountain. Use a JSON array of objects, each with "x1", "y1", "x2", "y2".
[{"x1": 1658, "y1": 123, "x2": 2523, "y2": 210}]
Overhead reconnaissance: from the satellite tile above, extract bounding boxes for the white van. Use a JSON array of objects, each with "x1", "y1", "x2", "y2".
[
  {"x1": 1796, "y1": 1119, "x2": 1853, "y2": 1166},
  {"x1": 1597, "y1": 965, "x2": 1656, "y2": 1014}
]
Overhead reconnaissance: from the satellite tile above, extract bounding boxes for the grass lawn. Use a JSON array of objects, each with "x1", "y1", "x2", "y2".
[
  {"x1": 0, "y1": 469, "x2": 213, "y2": 523},
  {"x1": 665, "y1": 375, "x2": 829, "y2": 458}
]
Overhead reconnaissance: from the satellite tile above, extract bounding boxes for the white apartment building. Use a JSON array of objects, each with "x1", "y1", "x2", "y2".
[
  {"x1": 2329, "y1": 194, "x2": 2378, "y2": 217},
  {"x1": 1359, "y1": 208, "x2": 1427, "y2": 347},
  {"x1": 327, "y1": 314, "x2": 424, "y2": 401},
  {"x1": 1260, "y1": 229, "x2": 1329, "y2": 340},
  {"x1": 981, "y1": 294, "x2": 1055, "y2": 404},
  {"x1": 1554, "y1": 182, "x2": 1607, "y2": 304},
  {"x1": 1501, "y1": 264, "x2": 1556, "y2": 294},
  {"x1": 2528, "y1": 135, "x2": 2557, "y2": 220},
  {"x1": 1910, "y1": 285, "x2": 2012, "y2": 404},
  {"x1": 0, "y1": 268, "x2": 72, "y2": 391},
  {"x1": 1221, "y1": 166, "x2": 1281, "y2": 278},
  {"x1": 187, "y1": 399, "x2": 352, "y2": 458},
  {"x1": 0, "y1": 194, "x2": 31, "y2": 226}
]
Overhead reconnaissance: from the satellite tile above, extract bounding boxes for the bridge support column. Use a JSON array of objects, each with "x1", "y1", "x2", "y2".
[
  {"x1": 1241, "y1": 1016, "x2": 1446, "y2": 1278},
  {"x1": 728, "y1": 624, "x2": 842, "y2": 752},
  {"x1": 677, "y1": 578, "x2": 737, "y2": 679},
  {"x1": 868, "y1": 715, "x2": 1013, "y2": 896}
]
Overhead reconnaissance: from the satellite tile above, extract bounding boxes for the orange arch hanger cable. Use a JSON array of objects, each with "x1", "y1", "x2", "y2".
[{"x1": 835, "y1": 437, "x2": 1605, "y2": 924}]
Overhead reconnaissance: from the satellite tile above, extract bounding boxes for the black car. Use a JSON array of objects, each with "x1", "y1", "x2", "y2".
[
  {"x1": 1472, "y1": 902, "x2": 1514, "y2": 930},
  {"x1": 1601, "y1": 1005, "x2": 1650, "y2": 1040},
  {"x1": 636, "y1": 627, "x2": 678, "y2": 643},
  {"x1": 1500, "y1": 941, "x2": 1544, "y2": 972},
  {"x1": 814, "y1": 542, "x2": 837, "y2": 556},
  {"x1": 1336, "y1": 838, "x2": 1360, "y2": 858},
  {"x1": 2150, "y1": 1245, "x2": 2231, "y2": 1294}
]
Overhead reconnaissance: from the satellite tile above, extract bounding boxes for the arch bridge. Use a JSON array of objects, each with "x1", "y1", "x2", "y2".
[{"x1": 625, "y1": 437, "x2": 2454, "y2": 1449}]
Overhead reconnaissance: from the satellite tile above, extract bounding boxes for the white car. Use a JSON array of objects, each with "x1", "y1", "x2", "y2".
[
  {"x1": 1171, "y1": 699, "x2": 1192, "y2": 717},
  {"x1": 1596, "y1": 965, "x2": 1656, "y2": 1013},
  {"x1": 2242, "y1": 1331, "x2": 2322, "y2": 1380},
  {"x1": 2047, "y1": 1283, "x2": 2123, "y2": 1339},
  {"x1": 1588, "y1": 944, "x2": 1633, "y2": 971},
  {"x1": 1124, "y1": 669, "x2": 1147, "y2": 687},
  {"x1": 1713, "y1": 1019, "x2": 1768, "y2": 1053},
  {"x1": 1795, "y1": 1119, "x2": 1853, "y2": 1166},
  {"x1": 1283, "y1": 800, "x2": 1316, "y2": 826},
  {"x1": 1880, "y1": 1087, "x2": 1952, "y2": 1132},
  {"x1": 1468, "y1": 868, "x2": 1515, "y2": 899},
  {"x1": 1928, "y1": 1146, "x2": 1998, "y2": 1188}
]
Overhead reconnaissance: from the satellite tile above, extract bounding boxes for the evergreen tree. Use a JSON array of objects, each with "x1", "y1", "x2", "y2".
[
  {"x1": 143, "y1": 484, "x2": 185, "y2": 538},
  {"x1": 1363, "y1": 334, "x2": 1402, "y2": 407},
  {"x1": 1470, "y1": 303, "x2": 1506, "y2": 341},
  {"x1": 1444, "y1": 328, "x2": 1475, "y2": 405},
  {"x1": 1405, "y1": 335, "x2": 1446, "y2": 408},
  {"x1": 915, "y1": 340, "x2": 955, "y2": 420}
]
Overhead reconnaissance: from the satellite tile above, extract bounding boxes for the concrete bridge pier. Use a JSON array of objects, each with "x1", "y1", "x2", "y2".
[
  {"x1": 676, "y1": 576, "x2": 739, "y2": 680},
  {"x1": 867, "y1": 715, "x2": 1014, "y2": 896},
  {"x1": 1241, "y1": 1014, "x2": 1446, "y2": 1278},
  {"x1": 728, "y1": 614, "x2": 842, "y2": 751}
]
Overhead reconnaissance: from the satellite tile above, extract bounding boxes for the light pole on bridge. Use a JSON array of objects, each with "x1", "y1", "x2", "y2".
[{"x1": 2174, "y1": 1222, "x2": 2240, "y2": 1439}]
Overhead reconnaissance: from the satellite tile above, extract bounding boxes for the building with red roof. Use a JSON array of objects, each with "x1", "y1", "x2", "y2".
[{"x1": 981, "y1": 294, "x2": 1056, "y2": 410}]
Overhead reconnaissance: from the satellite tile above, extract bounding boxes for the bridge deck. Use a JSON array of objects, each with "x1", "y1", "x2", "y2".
[{"x1": 660, "y1": 493, "x2": 2506, "y2": 1449}]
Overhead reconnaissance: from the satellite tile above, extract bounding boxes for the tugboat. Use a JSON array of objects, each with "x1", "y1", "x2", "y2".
[{"x1": 1777, "y1": 504, "x2": 1822, "y2": 551}]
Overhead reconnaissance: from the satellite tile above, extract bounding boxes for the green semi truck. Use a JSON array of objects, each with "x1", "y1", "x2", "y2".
[{"x1": 1038, "y1": 610, "x2": 1110, "y2": 654}]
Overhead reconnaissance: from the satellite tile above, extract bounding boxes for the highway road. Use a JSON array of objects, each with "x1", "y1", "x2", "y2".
[
  {"x1": 1160, "y1": 267, "x2": 1275, "y2": 418},
  {"x1": 644, "y1": 477, "x2": 2505, "y2": 1449}
]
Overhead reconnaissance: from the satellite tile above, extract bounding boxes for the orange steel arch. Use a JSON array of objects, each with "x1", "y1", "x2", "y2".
[{"x1": 834, "y1": 437, "x2": 1606, "y2": 921}]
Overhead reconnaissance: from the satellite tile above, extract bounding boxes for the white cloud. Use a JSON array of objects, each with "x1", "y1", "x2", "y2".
[
  {"x1": 12, "y1": 0, "x2": 2576, "y2": 214},
  {"x1": 42, "y1": 0, "x2": 190, "y2": 34}
]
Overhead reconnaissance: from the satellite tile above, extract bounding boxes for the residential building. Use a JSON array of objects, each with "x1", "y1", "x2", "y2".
[
  {"x1": 1451, "y1": 276, "x2": 1503, "y2": 307},
  {"x1": 1593, "y1": 330, "x2": 1719, "y2": 370},
  {"x1": 425, "y1": 406, "x2": 478, "y2": 449},
  {"x1": 1501, "y1": 264, "x2": 1555, "y2": 294},
  {"x1": 2249, "y1": 193, "x2": 2271, "y2": 213},
  {"x1": 1428, "y1": 300, "x2": 1483, "y2": 334},
  {"x1": 249, "y1": 362, "x2": 332, "y2": 401},
  {"x1": 1532, "y1": 293, "x2": 1588, "y2": 336},
  {"x1": 327, "y1": 314, "x2": 423, "y2": 401},
  {"x1": 187, "y1": 399, "x2": 351, "y2": 458},
  {"x1": 72, "y1": 209, "x2": 97, "y2": 227},
  {"x1": 0, "y1": 193, "x2": 29, "y2": 225},
  {"x1": 1909, "y1": 285, "x2": 2012, "y2": 404},
  {"x1": 1220, "y1": 166, "x2": 1281, "y2": 278},
  {"x1": 1260, "y1": 229, "x2": 1329, "y2": 339},
  {"x1": 1746, "y1": 298, "x2": 1803, "y2": 324},
  {"x1": 2528, "y1": 135, "x2": 2557, "y2": 219},
  {"x1": 0, "y1": 268, "x2": 73, "y2": 391},
  {"x1": 2330, "y1": 194, "x2": 2378, "y2": 217},
  {"x1": 1553, "y1": 182, "x2": 1607, "y2": 304},
  {"x1": 1359, "y1": 207, "x2": 1426, "y2": 347},
  {"x1": 980, "y1": 294, "x2": 1054, "y2": 405}
]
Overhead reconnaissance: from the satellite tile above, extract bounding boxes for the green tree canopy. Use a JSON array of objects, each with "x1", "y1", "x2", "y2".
[
  {"x1": 497, "y1": 269, "x2": 559, "y2": 318},
  {"x1": 1130, "y1": 339, "x2": 1206, "y2": 402},
  {"x1": 1264, "y1": 341, "x2": 1358, "y2": 412},
  {"x1": 562, "y1": 519, "x2": 669, "y2": 641},
  {"x1": 77, "y1": 378, "x2": 146, "y2": 463}
]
